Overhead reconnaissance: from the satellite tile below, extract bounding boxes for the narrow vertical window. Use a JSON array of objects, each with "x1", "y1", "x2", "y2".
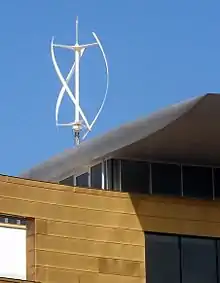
[
  {"x1": 60, "y1": 175, "x2": 74, "y2": 186},
  {"x1": 91, "y1": 163, "x2": 102, "y2": 189},
  {"x1": 76, "y1": 172, "x2": 89, "y2": 187}
]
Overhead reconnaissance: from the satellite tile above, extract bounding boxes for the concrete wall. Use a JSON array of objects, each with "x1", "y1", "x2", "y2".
[{"x1": 1, "y1": 176, "x2": 220, "y2": 283}]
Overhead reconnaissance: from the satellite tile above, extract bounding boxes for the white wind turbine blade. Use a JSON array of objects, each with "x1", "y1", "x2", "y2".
[
  {"x1": 56, "y1": 122, "x2": 74, "y2": 126},
  {"x1": 57, "y1": 121, "x2": 87, "y2": 128},
  {"x1": 51, "y1": 38, "x2": 91, "y2": 131},
  {"x1": 79, "y1": 42, "x2": 98, "y2": 49},
  {"x1": 83, "y1": 32, "x2": 109, "y2": 139},
  {"x1": 53, "y1": 43, "x2": 74, "y2": 51},
  {"x1": 55, "y1": 48, "x2": 86, "y2": 124}
]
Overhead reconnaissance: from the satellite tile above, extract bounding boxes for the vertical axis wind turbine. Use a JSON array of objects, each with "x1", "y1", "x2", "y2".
[{"x1": 51, "y1": 17, "x2": 109, "y2": 145}]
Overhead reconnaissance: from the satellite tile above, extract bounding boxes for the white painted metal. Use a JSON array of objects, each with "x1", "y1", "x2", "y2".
[{"x1": 51, "y1": 17, "x2": 109, "y2": 145}]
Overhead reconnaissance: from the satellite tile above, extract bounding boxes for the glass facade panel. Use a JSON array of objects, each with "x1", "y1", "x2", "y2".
[
  {"x1": 146, "y1": 233, "x2": 180, "y2": 283},
  {"x1": 181, "y1": 237, "x2": 217, "y2": 283},
  {"x1": 72, "y1": 158, "x2": 218, "y2": 200},
  {"x1": 91, "y1": 163, "x2": 102, "y2": 189},
  {"x1": 182, "y1": 165, "x2": 213, "y2": 199},
  {"x1": 76, "y1": 172, "x2": 89, "y2": 187},
  {"x1": 151, "y1": 162, "x2": 181, "y2": 196},
  {"x1": 121, "y1": 159, "x2": 150, "y2": 194},
  {"x1": 104, "y1": 159, "x2": 121, "y2": 191},
  {"x1": 146, "y1": 233, "x2": 219, "y2": 283}
]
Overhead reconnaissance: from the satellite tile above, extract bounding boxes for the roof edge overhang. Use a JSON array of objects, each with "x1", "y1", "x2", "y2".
[{"x1": 21, "y1": 93, "x2": 219, "y2": 182}]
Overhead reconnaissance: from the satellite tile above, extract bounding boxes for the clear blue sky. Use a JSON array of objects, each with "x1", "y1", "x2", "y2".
[{"x1": 0, "y1": 1, "x2": 220, "y2": 176}]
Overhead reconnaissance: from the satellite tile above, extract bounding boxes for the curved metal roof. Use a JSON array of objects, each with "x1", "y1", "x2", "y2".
[{"x1": 21, "y1": 93, "x2": 220, "y2": 182}]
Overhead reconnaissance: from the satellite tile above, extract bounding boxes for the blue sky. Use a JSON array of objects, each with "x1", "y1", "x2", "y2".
[{"x1": 0, "y1": 1, "x2": 220, "y2": 176}]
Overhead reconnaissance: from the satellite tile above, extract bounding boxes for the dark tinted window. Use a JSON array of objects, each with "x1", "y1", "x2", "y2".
[
  {"x1": 182, "y1": 165, "x2": 213, "y2": 199},
  {"x1": 121, "y1": 160, "x2": 149, "y2": 194},
  {"x1": 217, "y1": 240, "x2": 220, "y2": 280},
  {"x1": 91, "y1": 163, "x2": 102, "y2": 189},
  {"x1": 146, "y1": 233, "x2": 219, "y2": 283},
  {"x1": 214, "y1": 168, "x2": 220, "y2": 199},
  {"x1": 151, "y1": 163, "x2": 181, "y2": 196},
  {"x1": 104, "y1": 159, "x2": 121, "y2": 191},
  {"x1": 60, "y1": 175, "x2": 74, "y2": 186},
  {"x1": 146, "y1": 233, "x2": 180, "y2": 283},
  {"x1": 76, "y1": 172, "x2": 89, "y2": 187},
  {"x1": 181, "y1": 237, "x2": 217, "y2": 283}
]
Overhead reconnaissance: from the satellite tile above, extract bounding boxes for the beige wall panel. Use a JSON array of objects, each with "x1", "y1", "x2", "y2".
[
  {"x1": 44, "y1": 220, "x2": 144, "y2": 246},
  {"x1": 3, "y1": 176, "x2": 220, "y2": 283},
  {"x1": 0, "y1": 279, "x2": 36, "y2": 283},
  {"x1": 35, "y1": 234, "x2": 144, "y2": 261},
  {"x1": 140, "y1": 215, "x2": 220, "y2": 237},
  {"x1": 0, "y1": 196, "x2": 143, "y2": 230},
  {"x1": 35, "y1": 266, "x2": 145, "y2": 283},
  {"x1": 79, "y1": 273, "x2": 145, "y2": 283},
  {"x1": 35, "y1": 266, "x2": 79, "y2": 283},
  {"x1": 138, "y1": 197, "x2": 220, "y2": 221},
  {"x1": 98, "y1": 258, "x2": 145, "y2": 277},
  {"x1": 0, "y1": 181, "x2": 138, "y2": 215},
  {"x1": 36, "y1": 250, "x2": 99, "y2": 272},
  {"x1": 35, "y1": 250, "x2": 144, "y2": 277}
]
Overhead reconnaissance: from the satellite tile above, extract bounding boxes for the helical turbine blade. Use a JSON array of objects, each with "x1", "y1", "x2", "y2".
[
  {"x1": 55, "y1": 48, "x2": 86, "y2": 124},
  {"x1": 51, "y1": 38, "x2": 91, "y2": 131},
  {"x1": 83, "y1": 32, "x2": 109, "y2": 139}
]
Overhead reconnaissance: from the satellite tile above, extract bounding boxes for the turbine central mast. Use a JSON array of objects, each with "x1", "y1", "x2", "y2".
[{"x1": 73, "y1": 17, "x2": 81, "y2": 144}]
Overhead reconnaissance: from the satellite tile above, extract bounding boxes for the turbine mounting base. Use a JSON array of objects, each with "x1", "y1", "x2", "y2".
[{"x1": 72, "y1": 121, "x2": 83, "y2": 146}]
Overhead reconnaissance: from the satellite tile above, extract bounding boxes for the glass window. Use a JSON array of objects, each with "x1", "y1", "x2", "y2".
[
  {"x1": 60, "y1": 175, "x2": 74, "y2": 186},
  {"x1": 146, "y1": 233, "x2": 180, "y2": 283},
  {"x1": 214, "y1": 168, "x2": 220, "y2": 199},
  {"x1": 151, "y1": 162, "x2": 181, "y2": 196},
  {"x1": 181, "y1": 237, "x2": 217, "y2": 283},
  {"x1": 217, "y1": 240, "x2": 220, "y2": 281},
  {"x1": 91, "y1": 163, "x2": 102, "y2": 189},
  {"x1": 182, "y1": 165, "x2": 213, "y2": 199},
  {"x1": 104, "y1": 159, "x2": 121, "y2": 191},
  {"x1": 76, "y1": 172, "x2": 89, "y2": 187},
  {"x1": 121, "y1": 159, "x2": 150, "y2": 194}
]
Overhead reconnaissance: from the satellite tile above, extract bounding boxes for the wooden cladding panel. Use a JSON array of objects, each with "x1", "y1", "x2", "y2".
[{"x1": 2, "y1": 176, "x2": 220, "y2": 283}]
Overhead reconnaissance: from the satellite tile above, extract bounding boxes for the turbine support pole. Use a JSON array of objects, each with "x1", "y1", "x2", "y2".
[{"x1": 73, "y1": 18, "x2": 81, "y2": 145}]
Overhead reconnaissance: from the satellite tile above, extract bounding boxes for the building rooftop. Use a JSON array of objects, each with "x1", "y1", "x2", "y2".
[{"x1": 21, "y1": 93, "x2": 220, "y2": 182}]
